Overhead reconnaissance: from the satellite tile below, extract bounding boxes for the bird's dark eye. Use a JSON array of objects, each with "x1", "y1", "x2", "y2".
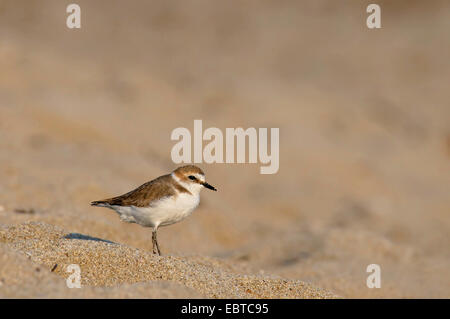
[{"x1": 188, "y1": 175, "x2": 196, "y2": 180}]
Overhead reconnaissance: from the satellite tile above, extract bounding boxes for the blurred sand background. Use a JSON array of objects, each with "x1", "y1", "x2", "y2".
[{"x1": 0, "y1": 0, "x2": 449, "y2": 298}]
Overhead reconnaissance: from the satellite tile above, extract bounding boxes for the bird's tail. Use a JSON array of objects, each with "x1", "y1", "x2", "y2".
[{"x1": 91, "y1": 200, "x2": 109, "y2": 207}]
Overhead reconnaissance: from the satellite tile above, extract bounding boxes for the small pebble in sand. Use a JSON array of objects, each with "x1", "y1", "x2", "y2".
[{"x1": 14, "y1": 208, "x2": 35, "y2": 214}]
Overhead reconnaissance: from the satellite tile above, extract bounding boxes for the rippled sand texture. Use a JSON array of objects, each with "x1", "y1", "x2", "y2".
[{"x1": 0, "y1": 1, "x2": 449, "y2": 298}]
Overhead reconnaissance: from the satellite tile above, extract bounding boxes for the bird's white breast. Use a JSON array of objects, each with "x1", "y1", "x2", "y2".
[{"x1": 111, "y1": 192, "x2": 200, "y2": 228}]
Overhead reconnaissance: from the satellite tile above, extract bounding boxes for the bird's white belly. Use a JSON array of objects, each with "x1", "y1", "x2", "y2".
[{"x1": 111, "y1": 193, "x2": 200, "y2": 228}]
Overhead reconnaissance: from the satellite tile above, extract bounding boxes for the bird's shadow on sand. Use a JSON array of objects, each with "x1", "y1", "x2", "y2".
[{"x1": 63, "y1": 233, "x2": 117, "y2": 245}]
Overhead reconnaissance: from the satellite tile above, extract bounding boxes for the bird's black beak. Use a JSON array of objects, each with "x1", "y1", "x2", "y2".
[{"x1": 202, "y1": 182, "x2": 217, "y2": 191}]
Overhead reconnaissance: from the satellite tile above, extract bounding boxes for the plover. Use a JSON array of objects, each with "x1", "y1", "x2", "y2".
[{"x1": 91, "y1": 165, "x2": 217, "y2": 255}]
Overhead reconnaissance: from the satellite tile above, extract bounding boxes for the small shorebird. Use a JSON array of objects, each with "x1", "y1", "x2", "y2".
[{"x1": 91, "y1": 165, "x2": 217, "y2": 255}]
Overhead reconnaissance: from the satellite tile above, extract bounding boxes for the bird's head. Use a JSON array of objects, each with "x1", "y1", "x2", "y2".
[{"x1": 172, "y1": 165, "x2": 217, "y2": 194}]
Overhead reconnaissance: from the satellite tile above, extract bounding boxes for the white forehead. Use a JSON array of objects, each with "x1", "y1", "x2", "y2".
[{"x1": 193, "y1": 173, "x2": 205, "y2": 181}]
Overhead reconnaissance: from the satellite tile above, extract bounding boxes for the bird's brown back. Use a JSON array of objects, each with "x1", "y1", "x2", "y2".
[{"x1": 91, "y1": 174, "x2": 190, "y2": 207}]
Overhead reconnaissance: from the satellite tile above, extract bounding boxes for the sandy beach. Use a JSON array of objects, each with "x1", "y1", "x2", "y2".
[
  {"x1": 0, "y1": 222, "x2": 335, "y2": 298},
  {"x1": 0, "y1": 1, "x2": 449, "y2": 298}
]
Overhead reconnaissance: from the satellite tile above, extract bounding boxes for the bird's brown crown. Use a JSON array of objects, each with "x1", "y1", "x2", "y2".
[{"x1": 173, "y1": 165, "x2": 205, "y2": 177}]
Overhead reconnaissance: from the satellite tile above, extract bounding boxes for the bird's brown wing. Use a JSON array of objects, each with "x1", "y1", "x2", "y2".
[{"x1": 91, "y1": 174, "x2": 176, "y2": 207}]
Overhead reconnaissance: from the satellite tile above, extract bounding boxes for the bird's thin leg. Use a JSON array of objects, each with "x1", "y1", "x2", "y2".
[
  {"x1": 152, "y1": 229, "x2": 161, "y2": 256},
  {"x1": 152, "y1": 230, "x2": 157, "y2": 254}
]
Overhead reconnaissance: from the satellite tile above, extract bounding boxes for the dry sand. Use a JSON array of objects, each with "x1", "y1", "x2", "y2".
[
  {"x1": 0, "y1": 222, "x2": 336, "y2": 298},
  {"x1": 0, "y1": 0, "x2": 450, "y2": 298}
]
